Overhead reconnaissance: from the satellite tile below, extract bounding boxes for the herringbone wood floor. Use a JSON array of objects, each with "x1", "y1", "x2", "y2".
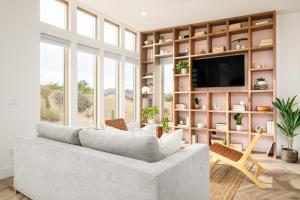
[{"x1": 0, "y1": 155, "x2": 299, "y2": 200}]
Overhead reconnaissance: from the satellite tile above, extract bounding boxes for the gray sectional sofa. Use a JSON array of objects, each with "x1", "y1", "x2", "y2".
[{"x1": 14, "y1": 123, "x2": 209, "y2": 200}]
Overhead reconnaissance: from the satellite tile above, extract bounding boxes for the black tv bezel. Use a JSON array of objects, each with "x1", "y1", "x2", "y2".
[{"x1": 192, "y1": 54, "x2": 246, "y2": 88}]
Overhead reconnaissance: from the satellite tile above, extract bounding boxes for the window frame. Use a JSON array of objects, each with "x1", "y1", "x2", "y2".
[
  {"x1": 40, "y1": 0, "x2": 69, "y2": 30},
  {"x1": 76, "y1": 7, "x2": 98, "y2": 39},
  {"x1": 104, "y1": 19, "x2": 120, "y2": 46},
  {"x1": 124, "y1": 61, "x2": 137, "y2": 122},
  {"x1": 76, "y1": 50, "x2": 98, "y2": 127},
  {"x1": 125, "y1": 29, "x2": 137, "y2": 52}
]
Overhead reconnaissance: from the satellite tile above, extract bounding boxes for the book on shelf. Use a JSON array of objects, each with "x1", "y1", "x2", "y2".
[
  {"x1": 191, "y1": 135, "x2": 198, "y2": 144},
  {"x1": 254, "y1": 20, "x2": 271, "y2": 26},
  {"x1": 259, "y1": 38, "x2": 273, "y2": 47},
  {"x1": 229, "y1": 23, "x2": 242, "y2": 30},
  {"x1": 232, "y1": 104, "x2": 246, "y2": 111},
  {"x1": 267, "y1": 120, "x2": 274, "y2": 134},
  {"x1": 215, "y1": 123, "x2": 227, "y2": 130}
]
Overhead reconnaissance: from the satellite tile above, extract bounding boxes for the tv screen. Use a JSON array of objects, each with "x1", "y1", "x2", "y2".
[{"x1": 192, "y1": 54, "x2": 245, "y2": 88}]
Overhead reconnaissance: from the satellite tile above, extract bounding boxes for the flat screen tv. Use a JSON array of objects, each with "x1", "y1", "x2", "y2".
[{"x1": 192, "y1": 54, "x2": 245, "y2": 88}]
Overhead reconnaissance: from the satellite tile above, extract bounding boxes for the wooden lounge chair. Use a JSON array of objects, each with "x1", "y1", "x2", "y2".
[
  {"x1": 103, "y1": 118, "x2": 128, "y2": 131},
  {"x1": 210, "y1": 128, "x2": 266, "y2": 189}
]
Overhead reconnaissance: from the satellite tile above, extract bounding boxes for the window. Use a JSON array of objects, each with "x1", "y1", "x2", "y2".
[
  {"x1": 77, "y1": 8, "x2": 97, "y2": 39},
  {"x1": 163, "y1": 63, "x2": 174, "y2": 121},
  {"x1": 40, "y1": 42, "x2": 66, "y2": 124},
  {"x1": 40, "y1": 0, "x2": 67, "y2": 29},
  {"x1": 104, "y1": 57, "x2": 119, "y2": 119},
  {"x1": 124, "y1": 62, "x2": 136, "y2": 122},
  {"x1": 125, "y1": 30, "x2": 137, "y2": 52},
  {"x1": 104, "y1": 20, "x2": 119, "y2": 46},
  {"x1": 77, "y1": 51, "x2": 97, "y2": 127}
]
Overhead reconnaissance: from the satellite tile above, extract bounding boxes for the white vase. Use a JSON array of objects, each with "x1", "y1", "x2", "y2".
[
  {"x1": 181, "y1": 68, "x2": 188, "y2": 74},
  {"x1": 257, "y1": 81, "x2": 267, "y2": 85},
  {"x1": 236, "y1": 125, "x2": 243, "y2": 131}
]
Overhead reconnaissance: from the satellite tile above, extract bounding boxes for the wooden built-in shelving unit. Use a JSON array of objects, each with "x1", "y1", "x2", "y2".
[{"x1": 140, "y1": 11, "x2": 276, "y2": 157}]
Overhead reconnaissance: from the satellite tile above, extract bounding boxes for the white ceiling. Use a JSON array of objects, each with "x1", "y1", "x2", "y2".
[{"x1": 78, "y1": 0, "x2": 300, "y2": 31}]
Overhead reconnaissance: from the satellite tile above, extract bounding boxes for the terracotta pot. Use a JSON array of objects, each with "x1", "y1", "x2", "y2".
[
  {"x1": 156, "y1": 126, "x2": 163, "y2": 138},
  {"x1": 194, "y1": 104, "x2": 201, "y2": 109},
  {"x1": 281, "y1": 148, "x2": 298, "y2": 163}
]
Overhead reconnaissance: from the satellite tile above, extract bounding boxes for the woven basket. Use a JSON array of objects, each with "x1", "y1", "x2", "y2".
[{"x1": 281, "y1": 148, "x2": 298, "y2": 163}]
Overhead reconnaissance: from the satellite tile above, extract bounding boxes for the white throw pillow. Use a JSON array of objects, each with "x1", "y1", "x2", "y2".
[
  {"x1": 135, "y1": 124, "x2": 157, "y2": 137},
  {"x1": 158, "y1": 129, "x2": 183, "y2": 157}
]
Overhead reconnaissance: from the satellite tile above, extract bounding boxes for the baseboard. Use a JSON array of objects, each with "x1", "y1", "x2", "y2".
[{"x1": 0, "y1": 166, "x2": 13, "y2": 180}]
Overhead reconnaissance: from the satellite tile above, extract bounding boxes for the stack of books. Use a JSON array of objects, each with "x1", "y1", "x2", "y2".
[
  {"x1": 175, "y1": 104, "x2": 187, "y2": 110},
  {"x1": 267, "y1": 121, "x2": 274, "y2": 134},
  {"x1": 195, "y1": 30, "x2": 207, "y2": 36},
  {"x1": 259, "y1": 38, "x2": 273, "y2": 47},
  {"x1": 211, "y1": 134, "x2": 226, "y2": 145},
  {"x1": 216, "y1": 123, "x2": 227, "y2": 131},
  {"x1": 232, "y1": 104, "x2": 246, "y2": 111},
  {"x1": 254, "y1": 20, "x2": 270, "y2": 26},
  {"x1": 229, "y1": 23, "x2": 242, "y2": 30}
]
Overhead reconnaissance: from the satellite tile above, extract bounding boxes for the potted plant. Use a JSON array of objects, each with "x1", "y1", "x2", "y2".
[
  {"x1": 161, "y1": 116, "x2": 170, "y2": 134},
  {"x1": 175, "y1": 60, "x2": 189, "y2": 74},
  {"x1": 156, "y1": 35, "x2": 165, "y2": 44},
  {"x1": 142, "y1": 106, "x2": 159, "y2": 124},
  {"x1": 194, "y1": 97, "x2": 201, "y2": 109},
  {"x1": 233, "y1": 113, "x2": 243, "y2": 131},
  {"x1": 272, "y1": 96, "x2": 300, "y2": 163},
  {"x1": 256, "y1": 77, "x2": 267, "y2": 85}
]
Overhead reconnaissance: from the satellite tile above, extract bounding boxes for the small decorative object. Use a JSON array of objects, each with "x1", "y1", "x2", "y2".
[
  {"x1": 178, "y1": 52, "x2": 189, "y2": 57},
  {"x1": 141, "y1": 106, "x2": 159, "y2": 124},
  {"x1": 229, "y1": 23, "x2": 242, "y2": 30},
  {"x1": 179, "y1": 117, "x2": 186, "y2": 125},
  {"x1": 213, "y1": 28, "x2": 226, "y2": 33},
  {"x1": 256, "y1": 106, "x2": 271, "y2": 111},
  {"x1": 253, "y1": 63, "x2": 266, "y2": 69},
  {"x1": 254, "y1": 77, "x2": 268, "y2": 90},
  {"x1": 144, "y1": 40, "x2": 153, "y2": 45},
  {"x1": 175, "y1": 60, "x2": 189, "y2": 74},
  {"x1": 233, "y1": 113, "x2": 244, "y2": 131},
  {"x1": 165, "y1": 38, "x2": 173, "y2": 42},
  {"x1": 259, "y1": 38, "x2": 273, "y2": 47},
  {"x1": 254, "y1": 20, "x2": 270, "y2": 26},
  {"x1": 183, "y1": 34, "x2": 189, "y2": 39},
  {"x1": 216, "y1": 123, "x2": 227, "y2": 130},
  {"x1": 194, "y1": 97, "x2": 201, "y2": 109},
  {"x1": 197, "y1": 122, "x2": 205, "y2": 128},
  {"x1": 202, "y1": 104, "x2": 207, "y2": 111},
  {"x1": 232, "y1": 38, "x2": 248, "y2": 50},
  {"x1": 213, "y1": 102, "x2": 221, "y2": 110},
  {"x1": 195, "y1": 30, "x2": 207, "y2": 36},
  {"x1": 175, "y1": 104, "x2": 187, "y2": 110},
  {"x1": 272, "y1": 96, "x2": 300, "y2": 163},
  {"x1": 212, "y1": 45, "x2": 225, "y2": 53},
  {"x1": 178, "y1": 35, "x2": 182, "y2": 40},
  {"x1": 196, "y1": 49, "x2": 206, "y2": 54},
  {"x1": 161, "y1": 116, "x2": 170, "y2": 134},
  {"x1": 255, "y1": 125, "x2": 264, "y2": 132},
  {"x1": 156, "y1": 34, "x2": 165, "y2": 43}
]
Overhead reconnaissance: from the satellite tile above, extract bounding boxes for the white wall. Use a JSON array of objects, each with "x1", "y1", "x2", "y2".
[
  {"x1": 0, "y1": 0, "x2": 40, "y2": 179},
  {"x1": 277, "y1": 11, "x2": 300, "y2": 158}
]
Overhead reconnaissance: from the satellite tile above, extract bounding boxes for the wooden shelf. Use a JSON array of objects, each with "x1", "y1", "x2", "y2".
[
  {"x1": 191, "y1": 48, "x2": 248, "y2": 59},
  {"x1": 140, "y1": 11, "x2": 276, "y2": 158},
  {"x1": 251, "y1": 45, "x2": 273, "y2": 52},
  {"x1": 155, "y1": 53, "x2": 173, "y2": 58},
  {"x1": 251, "y1": 22, "x2": 273, "y2": 32},
  {"x1": 155, "y1": 41, "x2": 173, "y2": 47}
]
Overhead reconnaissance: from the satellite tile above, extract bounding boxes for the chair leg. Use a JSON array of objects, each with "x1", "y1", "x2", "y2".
[{"x1": 240, "y1": 166, "x2": 265, "y2": 189}]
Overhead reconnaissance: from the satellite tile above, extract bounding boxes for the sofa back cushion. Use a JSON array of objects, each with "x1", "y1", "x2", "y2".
[
  {"x1": 36, "y1": 123, "x2": 81, "y2": 145},
  {"x1": 79, "y1": 129, "x2": 161, "y2": 163}
]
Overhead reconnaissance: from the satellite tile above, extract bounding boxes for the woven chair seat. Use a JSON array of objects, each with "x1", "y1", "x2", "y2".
[
  {"x1": 104, "y1": 118, "x2": 128, "y2": 131},
  {"x1": 210, "y1": 143, "x2": 243, "y2": 162}
]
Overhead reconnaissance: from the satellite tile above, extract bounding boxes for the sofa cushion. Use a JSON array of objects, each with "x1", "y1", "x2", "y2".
[
  {"x1": 79, "y1": 129, "x2": 161, "y2": 162},
  {"x1": 36, "y1": 122, "x2": 81, "y2": 145},
  {"x1": 158, "y1": 129, "x2": 183, "y2": 158}
]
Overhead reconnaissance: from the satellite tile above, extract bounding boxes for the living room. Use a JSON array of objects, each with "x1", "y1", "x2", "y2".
[{"x1": 0, "y1": 0, "x2": 300, "y2": 199}]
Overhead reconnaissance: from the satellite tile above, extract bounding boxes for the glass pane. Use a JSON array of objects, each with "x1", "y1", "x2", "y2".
[
  {"x1": 125, "y1": 30, "x2": 136, "y2": 51},
  {"x1": 40, "y1": 0, "x2": 67, "y2": 29},
  {"x1": 124, "y1": 62, "x2": 136, "y2": 122},
  {"x1": 104, "y1": 21, "x2": 119, "y2": 46},
  {"x1": 77, "y1": 51, "x2": 96, "y2": 127},
  {"x1": 163, "y1": 64, "x2": 174, "y2": 121},
  {"x1": 104, "y1": 57, "x2": 118, "y2": 119},
  {"x1": 40, "y1": 42, "x2": 65, "y2": 124},
  {"x1": 77, "y1": 9, "x2": 96, "y2": 39}
]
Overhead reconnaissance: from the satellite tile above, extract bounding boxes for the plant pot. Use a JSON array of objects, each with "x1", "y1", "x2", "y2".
[
  {"x1": 159, "y1": 39, "x2": 164, "y2": 44},
  {"x1": 180, "y1": 68, "x2": 188, "y2": 74},
  {"x1": 194, "y1": 104, "x2": 201, "y2": 109},
  {"x1": 281, "y1": 148, "x2": 298, "y2": 163},
  {"x1": 156, "y1": 126, "x2": 163, "y2": 138},
  {"x1": 179, "y1": 120, "x2": 185, "y2": 125},
  {"x1": 236, "y1": 125, "x2": 243, "y2": 131},
  {"x1": 257, "y1": 81, "x2": 267, "y2": 85}
]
